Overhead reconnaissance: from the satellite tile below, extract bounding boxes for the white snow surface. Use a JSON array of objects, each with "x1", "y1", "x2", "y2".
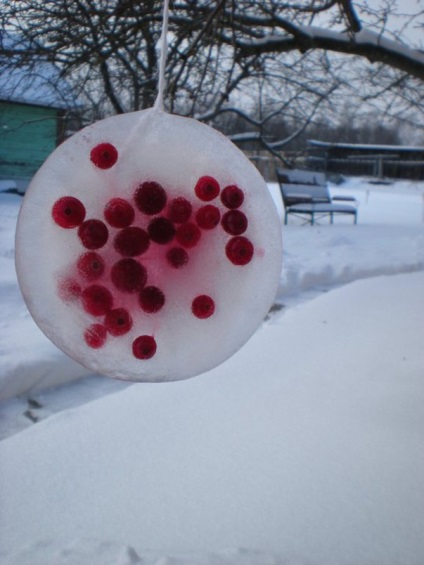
[{"x1": 1, "y1": 176, "x2": 424, "y2": 564}]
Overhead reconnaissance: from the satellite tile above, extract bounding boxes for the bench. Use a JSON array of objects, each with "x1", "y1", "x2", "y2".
[{"x1": 276, "y1": 168, "x2": 358, "y2": 225}]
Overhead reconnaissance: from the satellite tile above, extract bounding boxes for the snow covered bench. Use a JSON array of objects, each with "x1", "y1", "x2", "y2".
[{"x1": 276, "y1": 168, "x2": 358, "y2": 225}]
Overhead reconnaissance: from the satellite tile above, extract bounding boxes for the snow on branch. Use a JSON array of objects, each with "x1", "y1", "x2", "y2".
[{"x1": 233, "y1": 24, "x2": 424, "y2": 81}]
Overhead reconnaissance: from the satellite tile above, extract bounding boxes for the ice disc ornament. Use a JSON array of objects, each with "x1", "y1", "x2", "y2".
[{"x1": 15, "y1": 109, "x2": 282, "y2": 382}]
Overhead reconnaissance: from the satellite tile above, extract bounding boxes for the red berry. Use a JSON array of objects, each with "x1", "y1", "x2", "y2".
[
  {"x1": 225, "y1": 236, "x2": 254, "y2": 266},
  {"x1": 166, "y1": 247, "x2": 189, "y2": 269},
  {"x1": 111, "y1": 259, "x2": 147, "y2": 293},
  {"x1": 114, "y1": 226, "x2": 149, "y2": 257},
  {"x1": 57, "y1": 277, "x2": 81, "y2": 302},
  {"x1": 84, "y1": 323, "x2": 107, "y2": 348},
  {"x1": 147, "y1": 217, "x2": 175, "y2": 244},
  {"x1": 134, "y1": 181, "x2": 167, "y2": 215},
  {"x1": 104, "y1": 198, "x2": 135, "y2": 228},
  {"x1": 195, "y1": 205, "x2": 221, "y2": 230},
  {"x1": 78, "y1": 219, "x2": 109, "y2": 250},
  {"x1": 139, "y1": 286, "x2": 165, "y2": 313},
  {"x1": 132, "y1": 335, "x2": 157, "y2": 359},
  {"x1": 82, "y1": 285, "x2": 113, "y2": 316},
  {"x1": 192, "y1": 295, "x2": 215, "y2": 319},
  {"x1": 221, "y1": 185, "x2": 244, "y2": 209},
  {"x1": 52, "y1": 196, "x2": 86, "y2": 228},
  {"x1": 77, "y1": 252, "x2": 105, "y2": 281},
  {"x1": 221, "y1": 210, "x2": 248, "y2": 235},
  {"x1": 194, "y1": 176, "x2": 220, "y2": 201},
  {"x1": 168, "y1": 197, "x2": 192, "y2": 223},
  {"x1": 90, "y1": 143, "x2": 118, "y2": 169},
  {"x1": 175, "y1": 222, "x2": 201, "y2": 248},
  {"x1": 104, "y1": 307, "x2": 133, "y2": 336}
]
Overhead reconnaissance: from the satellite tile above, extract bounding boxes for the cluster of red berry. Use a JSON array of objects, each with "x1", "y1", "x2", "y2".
[{"x1": 52, "y1": 143, "x2": 254, "y2": 361}]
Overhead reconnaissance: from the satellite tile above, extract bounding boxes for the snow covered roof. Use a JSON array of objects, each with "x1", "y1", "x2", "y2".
[
  {"x1": 308, "y1": 139, "x2": 424, "y2": 153},
  {"x1": 0, "y1": 34, "x2": 77, "y2": 110}
]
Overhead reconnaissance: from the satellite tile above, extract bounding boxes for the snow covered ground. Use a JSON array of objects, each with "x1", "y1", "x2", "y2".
[{"x1": 1, "y1": 176, "x2": 424, "y2": 564}]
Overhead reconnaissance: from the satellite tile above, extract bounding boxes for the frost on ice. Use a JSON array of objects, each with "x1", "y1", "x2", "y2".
[{"x1": 15, "y1": 109, "x2": 282, "y2": 382}]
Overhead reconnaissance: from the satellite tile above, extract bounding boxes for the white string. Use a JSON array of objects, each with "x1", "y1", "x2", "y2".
[{"x1": 153, "y1": 0, "x2": 170, "y2": 111}]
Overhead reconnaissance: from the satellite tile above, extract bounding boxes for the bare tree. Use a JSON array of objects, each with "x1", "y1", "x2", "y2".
[{"x1": 1, "y1": 0, "x2": 423, "y2": 151}]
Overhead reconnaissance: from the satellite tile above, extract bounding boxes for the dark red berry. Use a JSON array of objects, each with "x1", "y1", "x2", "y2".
[
  {"x1": 90, "y1": 143, "x2": 118, "y2": 169},
  {"x1": 82, "y1": 285, "x2": 113, "y2": 316},
  {"x1": 134, "y1": 181, "x2": 167, "y2": 215},
  {"x1": 147, "y1": 217, "x2": 175, "y2": 244},
  {"x1": 195, "y1": 205, "x2": 221, "y2": 230},
  {"x1": 84, "y1": 323, "x2": 107, "y2": 348},
  {"x1": 52, "y1": 196, "x2": 86, "y2": 228},
  {"x1": 221, "y1": 210, "x2": 248, "y2": 235},
  {"x1": 175, "y1": 222, "x2": 201, "y2": 248},
  {"x1": 225, "y1": 236, "x2": 254, "y2": 266},
  {"x1": 194, "y1": 176, "x2": 220, "y2": 201},
  {"x1": 111, "y1": 259, "x2": 147, "y2": 293},
  {"x1": 104, "y1": 308, "x2": 133, "y2": 336},
  {"x1": 221, "y1": 185, "x2": 244, "y2": 209},
  {"x1": 57, "y1": 278, "x2": 81, "y2": 302},
  {"x1": 114, "y1": 226, "x2": 149, "y2": 257},
  {"x1": 132, "y1": 335, "x2": 157, "y2": 359},
  {"x1": 192, "y1": 295, "x2": 215, "y2": 319},
  {"x1": 168, "y1": 197, "x2": 192, "y2": 223},
  {"x1": 77, "y1": 252, "x2": 105, "y2": 281},
  {"x1": 78, "y1": 219, "x2": 109, "y2": 250},
  {"x1": 139, "y1": 286, "x2": 165, "y2": 313},
  {"x1": 104, "y1": 198, "x2": 135, "y2": 228},
  {"x1": 166, "y1": 247, "x2": 189, "y2": 269}
]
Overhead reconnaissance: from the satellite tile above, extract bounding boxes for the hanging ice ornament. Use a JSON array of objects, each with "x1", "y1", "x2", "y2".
[
  {"x1": 14, "y1": 0, "x2": 282, "y2": 382},
  {"x1": 15, "y1": 109, "x2": 282, "y2": 382}
]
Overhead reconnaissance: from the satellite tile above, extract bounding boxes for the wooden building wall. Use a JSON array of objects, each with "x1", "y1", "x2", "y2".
[{"x1": 0, "y1": 101, "x2": 59, "y2": 182}]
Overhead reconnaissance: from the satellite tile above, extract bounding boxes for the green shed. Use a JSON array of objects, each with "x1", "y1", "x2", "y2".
[
  {"x1": 0, "y1": 38, "x2": 77, "y2": 192},
  {"x1": 0, "y1": 100, "x2": 64, "y2": 185}
]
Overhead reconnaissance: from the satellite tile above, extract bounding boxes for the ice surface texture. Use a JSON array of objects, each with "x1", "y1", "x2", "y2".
[{"x1": 15, "y1": 109, "x2": 282, "y2": 382}]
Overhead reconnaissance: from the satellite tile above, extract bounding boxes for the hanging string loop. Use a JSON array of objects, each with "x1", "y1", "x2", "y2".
[{"x1": 153, "y1": 0, "x2": 170, "y2": 111}]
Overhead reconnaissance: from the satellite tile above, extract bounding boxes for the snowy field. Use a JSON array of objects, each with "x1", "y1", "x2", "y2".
[{"x1": 1, "y1": 176, "x2": 424, "y2": 564}]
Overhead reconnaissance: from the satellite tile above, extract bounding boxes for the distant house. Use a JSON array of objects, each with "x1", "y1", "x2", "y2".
[
  {"x1": 306, "y1": 139, "x2": 424, "y2": 181},
  {"x1": 0, "y1": 36, "x2": 78, "y2": 191}
]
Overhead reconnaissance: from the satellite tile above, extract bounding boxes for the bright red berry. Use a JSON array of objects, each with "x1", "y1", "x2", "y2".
[
  {"x1": 139, "y1": 286, "x2": 165, "y2": 313},
  {"x1": 175, "y1": 222, "x2": 201, "y2": 248},
  {"x1": 192, "y1": 295, "x2": 215, "y2": 319},
  {"x1": 82, "y1": 285, "x2": 113, "y2": 316},
  {"x1": 166, "y1": 247, "x2": 189, "y2": 269},
  {"x1": 52, "y1": 196, "x2": 86, "y2": 228},
  {"x1": 221, "y1": 185, "x2": 244, "y2": 209},
  {"x1": 84, "y1": 323, "x2": 107, "y2": 348},
  {"x1": 148, "y1": 217, "x2": 176, "y2": 244},
  {"x1": 195, "y1": 205, "x2": 221, "y2": 230},
  {"x1": 78, "y1": 219, "x2": 109, "y2": 250},
  {"x1": 104, "y1": 308, "x2": 133, "y2": 336},
  {"x1": 194, "y1": 176, "x2": 220, "y2": 201},
  {"x1": 221, "y1": 210, "x2": 248, "y2": 235},
  {"x1": 134, "y1": 182, "x2": 167, "y2": 215},
  {"x1": 77, "y1": 252, "x2": 105, "y2": 281},
  {"x1": 114, "y1": 226, "x2": 149, "y2": 257},
  {"x1": 111, "y1": 259, "x2": 147, "y2": 293},
  {"x1": 168, "y1": 197, "x2": 192, "y2": 223},
  {"x1": 90, "y1": 143, "x2": 118, "y2": 169},
  {"x1": 225, "y1": 236, "x2": 254, "y2": 266},
  {"x1": 132, "y1": 335, "x2": 157, "y2": 359},
  {"x1": 104, "y1": 198, "x2": 135, "y2": 228}
]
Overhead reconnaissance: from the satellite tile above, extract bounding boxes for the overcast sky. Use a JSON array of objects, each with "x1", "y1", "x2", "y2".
[{"x1": 362, "y1": 0, "x2": 423, "y2": 47}]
